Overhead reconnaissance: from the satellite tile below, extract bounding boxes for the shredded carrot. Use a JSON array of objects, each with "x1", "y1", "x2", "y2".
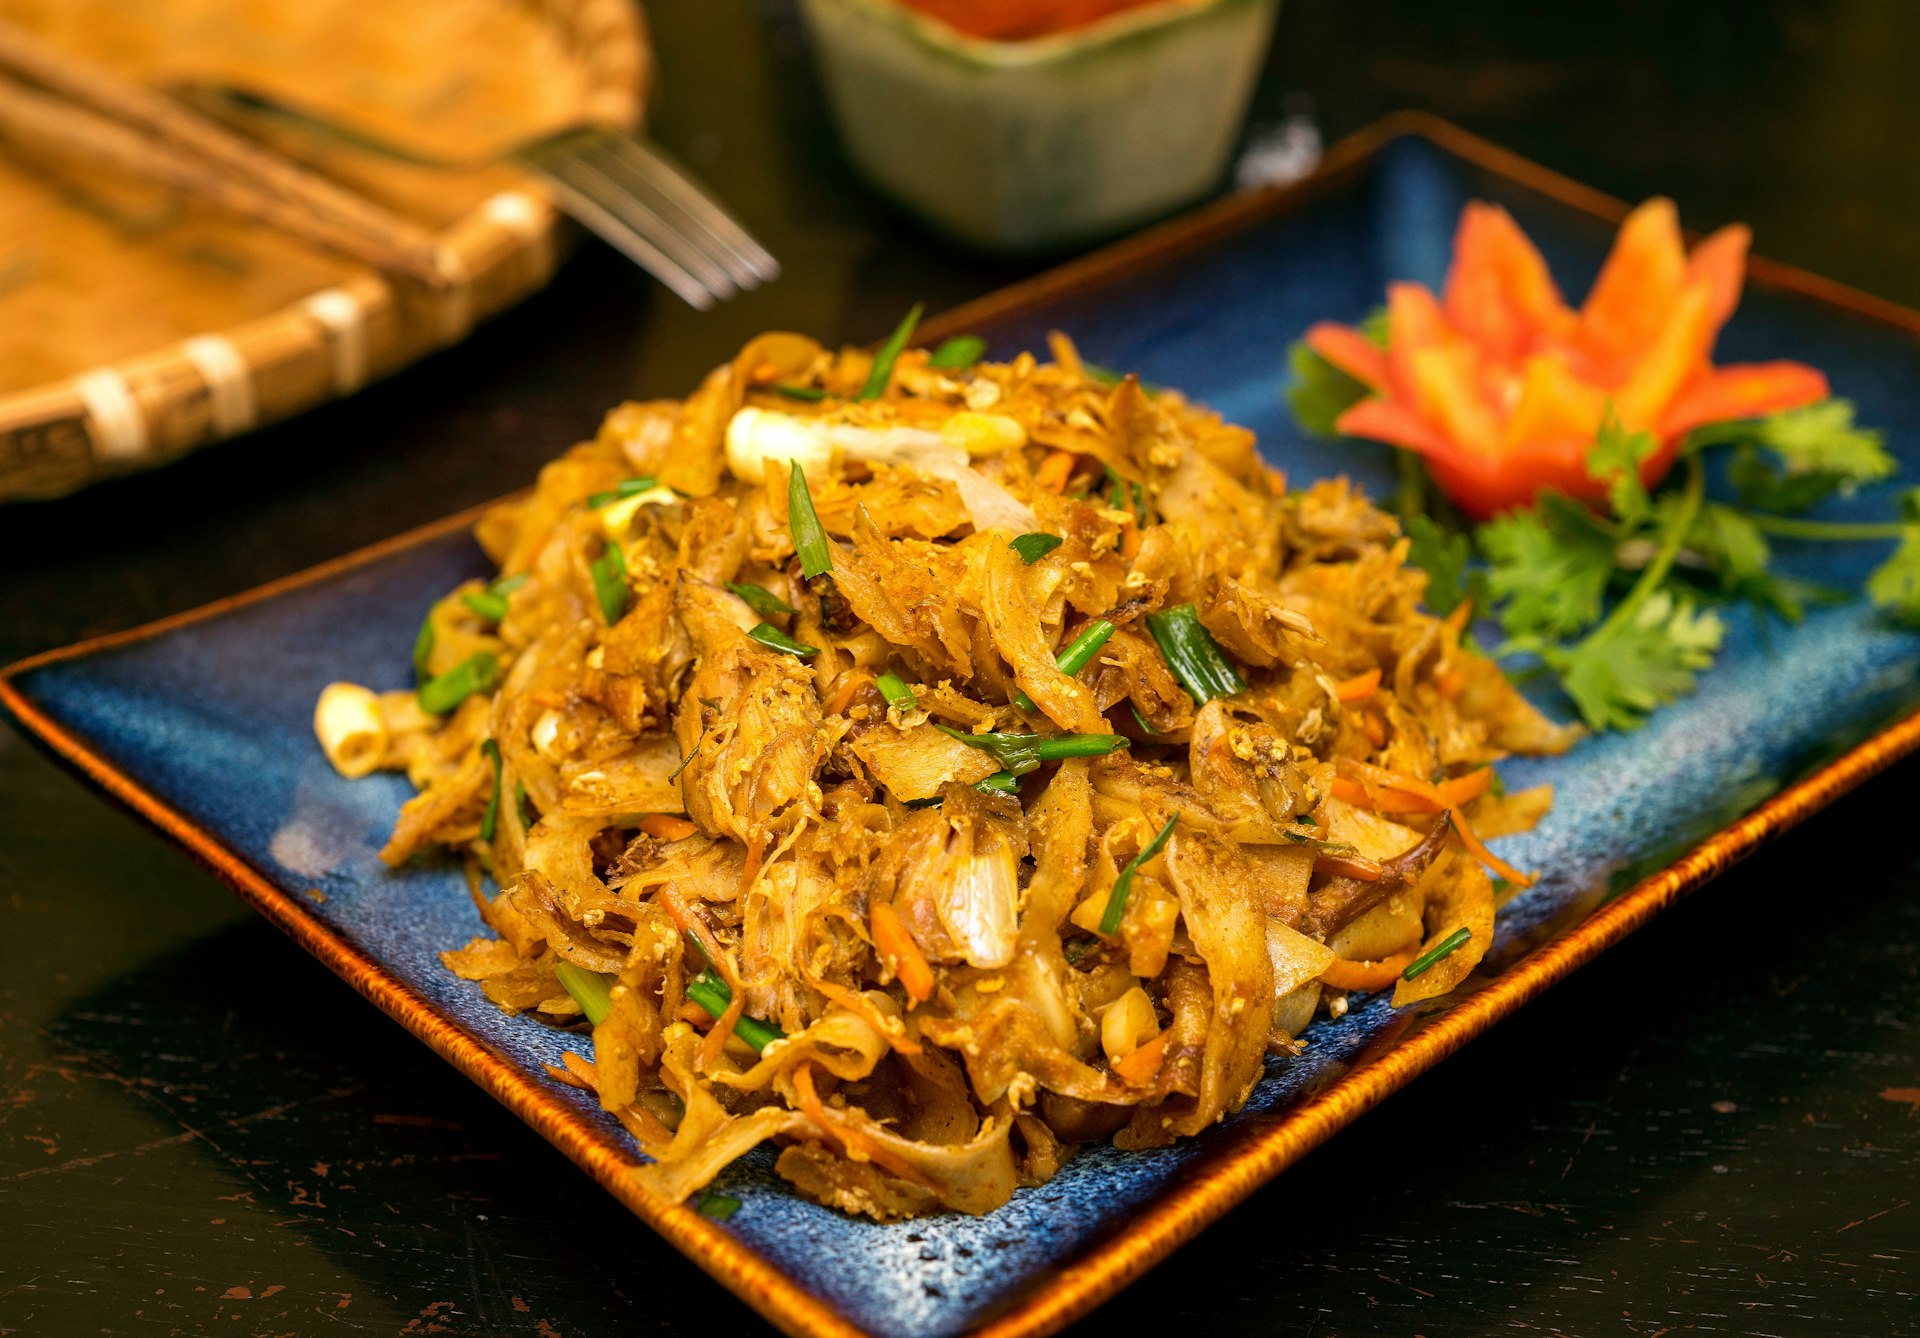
[
  {"x1": 824, "y1": 671, "x2": 872, "y2": 717},
  {"x1": 1112, "y1": 1030, "x2": 1170, "y2": 1085},
  {"x1": 638, "y1": 813, "x2": 697, "y2": 841},
  {"x1": 1446, "y1": 805, "x2": 1533, "y2": 887},
  {"x1": 699, "y1": 993, "x2": 747, "y2": 1071},
  {"x1": 739, "y1": 830, "x2": 766, "y2": 900},
  {"x1": 1331, "y1": 759, "x2": 1522, "y2": 884},
  {"x1": 809, "y1": 975, "x2": 923, "y2": 1055},
  {"x1": 1119, "y1": 522, "x2": 1144, "y2": 561},
  {"x1": 870, "y1": 901, "x2": 935, "y2": 1006},
  {"x1": 1443, "y1": 598, "x2": 1475, "y2": 639},
  {"x1": 1360, "y1": 710, "x2": 1388, "y2": 748},
  {"x1": 1319, "y1": 950, "x2": 1417, "y2": 992},
  {"x1": 545, "y1": 1057, "x2": 596, "y2": 1091},
  {"x1": 678, "y1": 1002, "x2": 711, "y2": 1026},
  {"x1": 1035, "y1": 449, "x2": 1076, "y2": 493},
  {"x1": 792, "y1": 1063, "x2": 931, "y2": 1184},
  {"x1": 613, "y1": 1102, "x2": 675, "y2": 1159},
  {"x1": 1433, "y1": 665, "x2": 1465, "y2": 699},
  {"x1": 1334, "y1": 667, "x2": 1381, "y2": 702},
  {"x1": 1314, "y1": 850, "x2": 1383, "y2": 881},
  {"x1": 660, "y1": 887, "x2": 739, "y2": 990}
]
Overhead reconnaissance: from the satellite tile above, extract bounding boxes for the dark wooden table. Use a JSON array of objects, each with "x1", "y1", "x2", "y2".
[{"x1": 4, "y1": 3, "x2": 1917, "y2": 1334}]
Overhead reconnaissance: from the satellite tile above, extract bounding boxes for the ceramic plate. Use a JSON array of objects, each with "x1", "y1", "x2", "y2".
[{"x1": 5, "y1": 116, "x2": 1919, "y2": 1338}]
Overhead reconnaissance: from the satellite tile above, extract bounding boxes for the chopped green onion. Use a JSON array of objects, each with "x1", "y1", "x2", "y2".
[
  {"x1": 789, "y1": 462, "x2": 832, "y2": 579},
  {"x1": 859, "y1": 302, "x2": 923, "y2": 400},
  {"x1": 461, "y1": 573, "x2": 528, "y2": 625},
  {"x1": 769, "y1": 383, "x2": 828, "y2": 402},
  {"x1": 928, "y1": 334, "x2": 987, "y2": 371},
  {"x1": 1129, "y1": 703, "x2": 1160, "y2": 736},
  {"x1": 685, "y1": 969, "x2": 786, "y2": 1054},
  {"x1": 1082, "y1": 362, "x2": 1162, "y2": 395},
  {"x1": 934, "y1": 725, "x2": 1128, "y2": 776},
  {"x1": 1100, "y1": 812, "x2": 1179, "y2": 936},
  {"x1": 875, "y1": 671, "x2": 918, "y2": 711},
  {"x1": 1012, "y1": 618, "x2": 1116, "y2": 713},
  {"x1": 418, "y1": 651, "x2": 501, "y2": 714},
  {"x1": 727, "y1": 581, "x2": 797, "y2": 617},
  {"x1": 516, "y1": 781, "x2": 536, "y2": 830},
  {"x1": 480, "y1": 739, "x2": 503, "y2": 841},
  {"x1": 554, "y1": 962, "x2": 614, "y2": 1026},
  {"x1": 412, "y1": 613, "x2": 436, "y2": 680},
  {"x1": 747, "y1": 621, "x2": 818, "y2": 658},
  {"x1": 668, "y1": 739, "x2": 702, "y2": 782},
  {"x1": 1145, "y1": 604, "x2": 1246, "y2": 703},
  {"x1": 695, "y1": 1190, "x2": 742, "y2": 1220},
  {"x1": 587, "y1": 476, "x2": 660, "y2": 508},
  {"x1": 1103, "y1": 466, "x2": 1147, "y2": 525},
  {"x1": 974, "y1": 771, "x2": 1021, "y2": 797},
  {"x1": 1402, "y1": 927, "x2": 1472, "y2": 981},
  {"x1": 1009, "y1": 532, "x2": 1064, "y2": 565},
  {"x1": 591, "y1": 543, "x2": 629, "y2": 625}
]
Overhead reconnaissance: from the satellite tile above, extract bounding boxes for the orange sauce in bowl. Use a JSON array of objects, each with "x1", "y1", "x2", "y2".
[{"x1": 894, "y1": 0, "x2": 1191, "y2": 41}]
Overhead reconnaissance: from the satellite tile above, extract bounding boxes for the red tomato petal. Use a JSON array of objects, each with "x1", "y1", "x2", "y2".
[
  {"x1": 1656, "y1": 362, "x2": 1830, "y2": 438},
  {"x1": 1445, "y1": 202, "x2": 1576, "y2": 364},
  {"x1": 1504, "y1": 354, "x2": 1607, "y2": 451},
  {"x1": 1684, "y1": 224, "x2": 1750, "y2": 330},
  {"x1": 1385, "y1": 282, "x2": 1452, "y2": 405},
  {"x1": 1613, "y1": 282, "x2": 1715, "y2": 431},
  {"x1": 1335, "y1": 396, "x2": 1457, "y2": 457},
  {"x1": 1579, "y1": 197, "x2": 1687, "y2": 371},
  {"x1": 1411, "y1": 345, "x2": 1503, "y2": 457},
  {"x1": 1305, "y1": 322, "x2": 1389, "y2": 392}
]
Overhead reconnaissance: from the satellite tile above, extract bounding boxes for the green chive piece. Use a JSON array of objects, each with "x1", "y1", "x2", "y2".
[
  {"x1": 928, "y1": 334, "x2": 986, "y2": 371},
  {"x1": 875, "y1": 671, "x2": 918, "y2": 711},
  {"x1": 1402, "y1": 927, "x2": 1472, "y2": 981},
  {"x1": 1012, "y1": 618, "x2": 1116, "y2": 713},
  {"x1": 747, "y1": 621, "x2": 818, "y2": 658},
  {"x1": 412, "y1": 613, "x2": 436, "y2": 680},
  {"x1": 461, "y1": 573, "x2": 528, "y2": 625},
  {"x1": 1129, "y1": 703, "x2": 1160, "y2": 736},
  {"x1": 1102, "y1": 466, "x2": 1146, "y2": 525},
  {"x1": 859, "y1": 302, "x2": 924, "y2": 400},
  {"x1": 1009, "y1": 532, "x2": 1064, "y2": 564},
  {"x1": 789, "y1": 462, "x2": 832, "y2": 579},
  {"x1": 587, "y1": 476, "x2": 661, "y2": 508},
  {"x1": 695, "y1": 1190, "x2": 742, "y2": 1220},
  {"x1": 515, "y1": 781, "x2": 536, "y2": 830},
  {"x1": 554, "y1": 963, "x2": 614, "y2": 1026},
  {"x1": 727, "y1": 581, "x2": 798, "y2": 617},
  {"x1": 480, "y1": 739, "x2": 503, "y2": 841},
  {"x1": 418, "y1": 651, "x2": 501, "y2": 715},
  {"x1": 591, "y1": 542, "x2": 629, "y2": 625},
  {"x1": 934, "y1": 725, "x2": 1128, "y2": 776},
  {"x1": 686, "y1": 969, "x2": 786, "y2": 1054},
  {"x1": 975, "y1": 771, "x2": 1021, "y2": 797},
  {"x1": 769, "y1": 384, "x2": 828, "y2": 402},
  {"x1": 668, "y1": 739, "x2": 702, "y2": 782},
  {"x1": 1100, "y1": 812, "x2": 1179, "y2": 936},
  {"x1": 1082, "y1": 362, "x2": 1162, "y2": 395},
  {"x1": 1145, "y1": 604, "x2": 1246, "y2": 704}
]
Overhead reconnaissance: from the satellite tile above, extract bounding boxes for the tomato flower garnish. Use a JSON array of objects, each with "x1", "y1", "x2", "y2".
[{"x1": 1306, "y1": 198, "x2": 1830, "y2": 519}]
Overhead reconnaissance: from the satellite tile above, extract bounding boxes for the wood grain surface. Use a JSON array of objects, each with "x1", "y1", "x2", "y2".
[{"x1": 2, "y1": 2, "x2": 1916, "y2": 1335}]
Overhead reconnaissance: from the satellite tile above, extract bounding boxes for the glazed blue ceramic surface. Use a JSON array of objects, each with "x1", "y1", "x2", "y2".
[{"x1": 11, "y1": 135, "x2": 1920, "y2": 1338}]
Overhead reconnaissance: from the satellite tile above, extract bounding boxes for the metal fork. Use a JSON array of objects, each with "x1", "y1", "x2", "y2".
[{"x1": 181, "y1": 84, "x2": 779, "y2": 310}]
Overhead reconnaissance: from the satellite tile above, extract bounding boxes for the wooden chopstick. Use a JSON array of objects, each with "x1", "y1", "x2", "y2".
[{"x1": 0, "y1": 20, "x2": 448, "y2": 287}]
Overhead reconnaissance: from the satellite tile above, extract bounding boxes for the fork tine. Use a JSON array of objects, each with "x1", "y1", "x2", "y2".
[
  {"x1": 596, "y1": 133, "x2": 781, "y2": 284},
  {"x1": 525, "y1": 158, "x2": 717, "y2": 310},
  {"x1": 560, "y1": 145, "x2": 740, "y2": 301},
  {"x1": 575, "y1": 140, "x2": 761, "y2": 295}
]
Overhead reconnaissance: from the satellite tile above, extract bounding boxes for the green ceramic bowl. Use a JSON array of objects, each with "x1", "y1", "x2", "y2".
[{"x1": 798, "y1": 0, "x2": 1279, "y2": 253}]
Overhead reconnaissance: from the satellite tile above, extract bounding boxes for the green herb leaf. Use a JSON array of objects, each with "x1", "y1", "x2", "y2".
[
  {"x1": 746, "y1": 621, "x2": 818, "y2": 658},
  {"x1": 587, "y1": 476, "x2": 661, "y2": 508},
  {"x1": 1478, "y1": 493, "x2": 1619, "y2": 640},
  {"x1": 928, "y1": 334, "x2": 987, "y2": 370},
  {"x1": 1587, "y1": 412, "x2": 1659, "y2": 527},
  {"x1": 480, "y1": 739, "x2": 503, "y2": 841},
  {"x1": 1012, "y1": 618, "x2": 1116, "y2": 713},
  {"x1": 727, "y1": 581, "x2": 797, "y2": 617},
  {"x1": 934, "y1": 725, "x2": 1129, "y2": 776},
  {"x1": 1537, "y1": 590, "x2": 1725, "y2": 732},
  {"x1": 974, "y1": 771, "x2": 1021, "y2": 797},
  {"x1": 694, "y1": 1190, "x2": 742, "y2": 1220},
  {"x1": 1100, "y1": 812, "x2": 1179, "y2": 936},
  {"x1": 1284, "y1": 341, "x2": 1371, "y2": 437},
  {"x1": 1866, "y1": 521, "x2": 1920, "y2": 627},
  {"x1": 875, "y1": 671, "x2": 917, "y2": 711},
  {"x1": 1402, "y1": 927, "x2": 1472, "y2": 981},
  {"x1": 859, "y1": 302, "x2": 923, "y2": 400},
  {"x1": 553, "y1": 963, "x2": 613, "y2": 1026},
  {"x1": 788, "y1": 462, "x2": 832, "y2": 579},
  {"x1": 1403, "y1": 514, "x2": 1490, "y2": 618},
  {"x1": 1145, "y1": 604, "x2": 1246, "y2": 704},
  {"x1": 418, "y1": 651, "x2": 501, "y2": 715},
  {"x1": 1710, "y1": 400, "x2": 1895, "y2": 514},
  {"x1": 685, "y1": 969, "x2": 785, "y2": 1054},
  {"x1": 1009, "y1": 532, "x2": 1063, "y2": 564},
  {"x1": 591, "y1": 543, "x2": 629, "y2": 625}
]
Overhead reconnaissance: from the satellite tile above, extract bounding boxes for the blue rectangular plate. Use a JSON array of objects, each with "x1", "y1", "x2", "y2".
[{"x1": 6, "y1": 116, "x2": 1919, "y2": 1338}]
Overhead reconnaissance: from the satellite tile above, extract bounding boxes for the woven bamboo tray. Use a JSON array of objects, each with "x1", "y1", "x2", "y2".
[{"x1": 0, "y1": 0, "x2": 649, "y2": 502}]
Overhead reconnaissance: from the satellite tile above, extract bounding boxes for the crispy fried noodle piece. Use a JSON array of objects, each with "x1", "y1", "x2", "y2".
[{"x1": 320, "y1": 330, "x2": 1574, "y2": 1219}]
